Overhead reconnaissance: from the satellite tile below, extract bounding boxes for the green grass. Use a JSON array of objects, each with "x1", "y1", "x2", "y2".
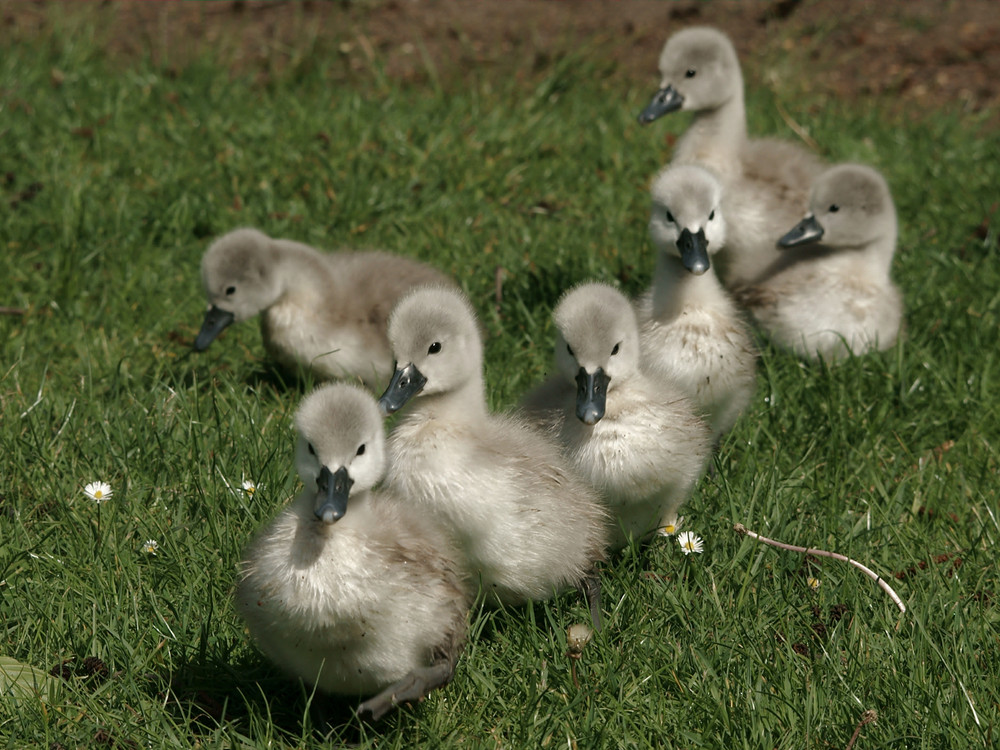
[{"x1": 2, "y1": 8, "x2": 999, "y2": 750}]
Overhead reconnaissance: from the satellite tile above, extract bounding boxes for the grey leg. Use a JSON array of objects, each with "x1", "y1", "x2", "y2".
[{"x1": 580, "y1": 574, "x2": 603, "y2": 633}]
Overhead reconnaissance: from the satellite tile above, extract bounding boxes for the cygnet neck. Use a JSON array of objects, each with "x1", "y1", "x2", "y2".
[
  {"x1": 675, "y1": 89, "x2": 747, "y2": 178},
  {"x1": 650, "y1": 251, "x2": 728, "y2": 323},
  {"x1": 862, "y1": 216, "x2": 899, "y2": 277},
  {"x1": 410, "y1": 375, "x2": 489, "y2": 425}
]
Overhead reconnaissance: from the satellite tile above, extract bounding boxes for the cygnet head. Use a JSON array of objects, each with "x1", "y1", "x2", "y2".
[
  {"x1": 552, "y1": 283, "x2": 640, "y2": 426},
  {"x1": 638, "y1": 27, "x2": 742, "y2": 124},
  {"x1": 779, "y1": 164, "x2": 896, "y2": 252},
  {"x1": 378, "y1": 285, "x2": 483, "y2": 415},
  {"x1": 294, "y1": 383, "x2": 387, "y2": 524},
  {"x1": 195, "y1": 228, "x2": 282, "y2": 351},
  {"x1": 649, "y1": 164, "x2": 727, "y2": 275}
]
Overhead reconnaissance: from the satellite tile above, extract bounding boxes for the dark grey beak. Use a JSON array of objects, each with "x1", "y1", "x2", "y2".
[
  {"x1": 678, "y1": 228, "x2": 710, "y2": 275},
  {"x1": 575, "y1": 367, "x2": 610, "y2": 426},
  {"x1": 194, "y1": 306, "x2": 235, "y2": 351},
  {"x1": 315, "y1": 465, "x2": 353, "y2": 524},
  {"x1": 637, "y1": 85, "x2": 684, "y2": 124},
  {"x1": 778, "y1": 215, "x2": 825, "y2": 248},
  {"x1": 378, "y1": 362, "x2": 428, "y2": 416}
]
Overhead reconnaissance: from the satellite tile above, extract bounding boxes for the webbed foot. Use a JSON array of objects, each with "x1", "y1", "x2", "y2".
[{"x1": 356, "y1": 661, "x2": 454, "y2": 721}]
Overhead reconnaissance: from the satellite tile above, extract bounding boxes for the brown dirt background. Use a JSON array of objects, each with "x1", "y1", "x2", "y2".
[{"x1": 5, "y1": 0, "x2": 1000, "y2": 117}]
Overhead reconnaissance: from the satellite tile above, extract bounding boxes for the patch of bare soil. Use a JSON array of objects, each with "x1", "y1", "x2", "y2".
[{"x1": 5, "y1": 0, "x2": 1000, "y2": 114}]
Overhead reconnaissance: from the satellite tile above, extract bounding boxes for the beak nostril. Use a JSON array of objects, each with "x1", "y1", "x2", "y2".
[{"x1": 378, "y1": 362, "x2": 428, "y2": 415}]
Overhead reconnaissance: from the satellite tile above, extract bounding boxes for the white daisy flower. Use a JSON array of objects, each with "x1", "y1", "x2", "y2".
[
  {"x1": 83, "y1": 481, "x2": 113, "y2": 503},
  {"x1": 241, "y1": 478, "x2": 263, "y2": 497},
  {"x1": 807, "y1": 576, "x2": 821, "y2": 591},
  {"x1": 657, "y1": 517, "x2": 685, "y2": 537},
  {"x1": 677, "y1": 531, "x2": 704, "y2": 555},
  {"x1": 142, "y1": 539, "x2": 159, "y2": 555}
]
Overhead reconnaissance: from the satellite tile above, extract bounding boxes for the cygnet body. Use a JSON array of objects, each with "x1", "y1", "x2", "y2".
[
  {"x1": 638, "y1": 26, "x2": 824, "y2": 288},
  {"x1": 733, "y1": 163, "x2": 903, "y2": 360},
  {"x1": 635, "y1": 164, "x2": 757, "y2": 441},
  {"x1": 522, "y1": 282, "x2": 712, "y2": 549},
  {"x1": 378, "y1": 286, "x2": 609, "y2": 618},
  {"x1": 236, "y1": 383, "x2": 470, "y2": 720},
  {"x1": 194, "y1": 228, "x2": 453, "y2": 387}
]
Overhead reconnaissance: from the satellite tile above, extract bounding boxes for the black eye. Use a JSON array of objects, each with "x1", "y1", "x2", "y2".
[
  {"x1": 356, "y1": 444, "x2": 366, "y2": 456},
  {"x1": 225, "y1": 286, "x2": 236, "y2": 296},
  {"x1": 428, "y1": 342, "x2": 442, "y2": 354},
  {"x1": 685, "y1": 69, "x2": 696, "y2": 78},
  {"x1": 665, "y1": 210, "x2": 675, "y2": 224},
  {"x1": 709, "y1": 210, "x2": 715, "y2": 221},
  {"x1": 829, "y1": 204, "x2": 840, "y2": 213},
  {"x1": 307, "y1": 443, "x2": 315, "y2": 456},
  {"x1": 566, "y1": 343, "x2": 574, "y2": 358},
  {"x1": 611, "y1": 343, "x2": 620, "y2": 356}
]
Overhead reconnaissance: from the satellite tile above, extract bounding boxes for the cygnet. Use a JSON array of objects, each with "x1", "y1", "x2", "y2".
[
  {"x1": 378, "y1": 285, "x2": 610, "y2": 627},
  {"x1": 635, "y1": 164, "x2": 758, "y2": 441},
  {"x1": 637, "y1": 26, "x2": 825, "y2": 288},
  {"x1": 521, "y1": 282, "x2": 712, "y2": 548},
  {"x1": 194, "y1": 227, "x2": 453, "y2": 387},
  {"x1": 733, "y1": 163, "x2": 903, "y2": 360},
  {"x1": 236, "y1": 382, "x2": 471, "y2": 720}
]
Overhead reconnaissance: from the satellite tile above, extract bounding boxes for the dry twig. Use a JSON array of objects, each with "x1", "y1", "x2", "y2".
[
  {"x1": 845, "y1": 709, "x2": 878, "y2": 750},
  {"x1": 774, "y1": 98, "x2": 821, "y2": 153},
  {"x1": 734, "y1": 523, "x2": 906, "y2": 613}
]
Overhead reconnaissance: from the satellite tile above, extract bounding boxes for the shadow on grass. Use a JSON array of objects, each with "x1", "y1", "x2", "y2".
[
  {"x1": 160, "y1": 649, "x2": 374, "y2": 745},
  {"x1": 151, "y1": 343, "x2": 316, "y2": 403},
  {"x1": 240, "y1": 361, "x2": 317, "y2": 397}
]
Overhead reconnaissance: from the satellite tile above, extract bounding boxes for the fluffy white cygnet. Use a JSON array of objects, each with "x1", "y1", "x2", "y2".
[
  {"x1": 194, "y1": 227, "x2": 453, "y2": 387},
  {"x1": 732, "y1": 163, "x2": 904, "y2": 361},
  {"x1": 236, "y1": 383, "x2": 470, "y2": 720},
  {"x1": 521, "y1": 282, "x2": 712, "y2": 548},
  {"x1": 635, "y1": 164, "x2": 758, "y2": 441},
  {"x1": 378, "y1": 285, "x2": 609, "y2": 625},
  {"x1": 638, "y1": 26, "x2": 825, "y2": 288}
]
